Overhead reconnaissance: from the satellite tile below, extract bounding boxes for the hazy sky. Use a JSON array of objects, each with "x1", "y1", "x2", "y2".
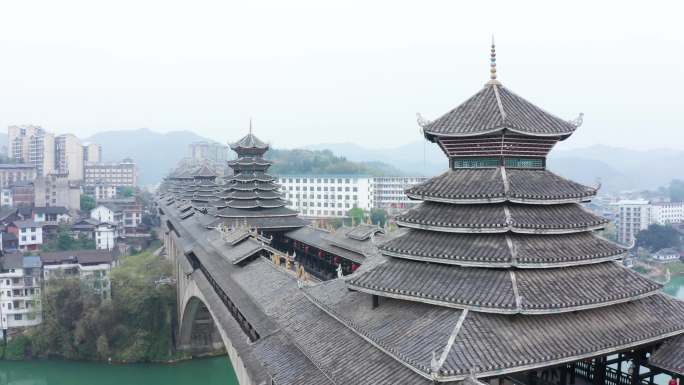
[{"x1": 0, "y1": 0, "x2": 682, "y2": 151}]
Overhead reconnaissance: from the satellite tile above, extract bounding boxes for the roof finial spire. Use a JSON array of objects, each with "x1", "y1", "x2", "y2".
[
  {"x1": 489, "y1": 36, "x2": 498, "y2": 82},
  {"x1": 249, "y1": 117, "x2": 253, "y2": 135}
]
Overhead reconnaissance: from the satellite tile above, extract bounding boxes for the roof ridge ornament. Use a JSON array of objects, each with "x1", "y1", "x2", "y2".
[
  {"x1": 569, "y1": 112, "x2": 584, "y2": 128},
  {"x1": 487, "y1": 36, "x2": 501, "y2": 85}
]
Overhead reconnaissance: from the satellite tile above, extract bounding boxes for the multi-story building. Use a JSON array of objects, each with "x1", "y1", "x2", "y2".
[
  {"x1": 279, "y1": 175, "x2": 426, "y2": 218},
  {"x1": 91, "y1": 184, "x2": 118, "y2": 201},
  {"x1": 0, "y1": 189, "x2": 11, "y2": 207},
  {"x1": 189, "y1": 141, "x2": 230, "y2": 164},
  {"x1": 279, "y1": 175, "x2": 373, "y2": 218},
  {"x1": 8, "y1": 220, "x2": 43, "y2": 251},
  {"x1": 616, "y1": 199, "x2": 651, "y2": 245},
  {"x1": 91, "y1": 199, "x2": 142, "y2": 234},
  {"x1": 55, "y1": 134, "x2": 84, "y2": 181},
  {"x1": 28, "y1": 129, "x2": 55, "y2": 177},
  {"x1": 33, "y1": 174, "x2": 81, "y2": 211},
  {"x1": 0, "y1": 254, "x2": 42, "y2": 338},
  {"x1": 41, "y1": 250, "x2": 116, "y2": 299},
  {"x1": 371, "y1": 176, "x2": 427, "y2": 213},
  {"x1": 10, "y1": 182, "x2": 34, "y2": 207},
  {"x1": 650, "y1": 202, "x2": 684, "y2": 225},
  {"x1": 83, "y1": 143, "x2": 102, "y2": 165},
  {"x1": 8, "y1": 125, "x2": 41, "y2": 164},
  {"x1": 0, "y1": 164, "x2": 37, "y2": 189},
  {"x1": 84, "y1": 158, "x2": 137, "y2": 188}
]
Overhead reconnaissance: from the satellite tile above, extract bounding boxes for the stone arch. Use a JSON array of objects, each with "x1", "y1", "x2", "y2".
[{"x1": 178, "y1": 296, "x2": 224, "y2": 353}]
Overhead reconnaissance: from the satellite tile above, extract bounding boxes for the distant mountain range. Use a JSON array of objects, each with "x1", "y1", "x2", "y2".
[
  {"x1": 0, "y1": 128, "x2": 681, "y2": 191},
  {"x1": 307, "y1": 142, "x2": 684, "y2": 193}
]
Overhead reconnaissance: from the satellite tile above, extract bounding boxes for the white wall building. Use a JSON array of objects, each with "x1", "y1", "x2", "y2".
[
  {"x1": 1, "y1": 189, "x2": 12, "y2": 207},
  {"x1": 0, "y1": 255, "x2": 42, "y2": 336},
  {"x1": 94, "y1": 223, "x2": 118, "y2": 251},
  {"x1": 650, "y1": 202, "x2": 684, "y2": 225},
  {"x1": 55, "y1": 134, "x2": 84, "y2": 181},
  {"x1": 12, "y1": 221, "x2": 43, "y2": 251},
  {"x1": 371, "y1": 176, "x2": 427, "y2": 213},
  {"x1": 41, "y1": 251, "x2": 115, "y2": 299},
  {"x1": 279, "y1": 175, "x2": 373, "y2": 218},
  {"x1": 615, "y1": 199, "x2": 651, "y2": 245}
]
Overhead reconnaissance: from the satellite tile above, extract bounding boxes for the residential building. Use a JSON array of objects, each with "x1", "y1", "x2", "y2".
[
  {"x1": 91, "y1": 184, "x2": 117, "y2": 201},
  {"x1": 615, "y1": 199, "x2": 651, "y2": 245},
  {"x1": 41, "y1": 250, "x2": 116, "y2": 299},
  {"x1": 91, "y1": 199, "x2": 142, "y2": 234},
  {"x1": 0, "y1": 254, "x2": 42, "y2": 338},
  {"x1": 279, "y1": 175, "x2": 373, "y2": 218},
  {"x1": 189, "y1": 141, "x2": 230, "y2": 164},
  {"x1": 83, "y1": 143, "x2": 102, "y2": 165},
  {"x1": 8, "y1": 125, "x2": 41, "y2": 164},
  {"x1": 94, "y1": 222, "x2": 117, "y2": 250},
  {"x1": 8, "y1": 221, "x2": 43, "y2": 251},
  {"x1": 33, "y1": 174, "x2": 81, "y2": 211},
  {"x1": 28, "y1": 129, "x2": 55, "y2": 177},
  {"x1": 650, "y1": 202, "x2": 684, "y2": 225},
  {"x1": 10, "y1": 182, "x2": 34, "y2": 207},
  {"x1": 279, "y1": 175, "x2": 426, "y2": 217},
  {"x1": 652, "y1": 248, "x2": 681, "y2": 263},
  {"x1": 0, "y1": 164, "x2": 37, "y2": 189},
  {"x1": 31, "y1": 206, "x2": 71, "y2": 223},
  {"x1": 84, "y1": 158, "x2": 137, "y2": 188},
  {"x1": 0, "y1": 233, "x2": 18, "y2": 253},
  {"x1": 1, "y1": 189, "x2": 11, "y2": 207},
  {"x1": 55, "y1": 134, "x2": 84, "y2": 181},
  {"x1": 371, "y1": 176, "x2": 427, "y2": 213}
]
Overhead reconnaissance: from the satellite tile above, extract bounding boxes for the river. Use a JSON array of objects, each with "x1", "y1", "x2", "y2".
[
  {"x1": 0, "y1": 356, "x2": 238, "y2": 385},
  {"x1": 2, "y1": 277, "x2": 684, "y2": 385}
]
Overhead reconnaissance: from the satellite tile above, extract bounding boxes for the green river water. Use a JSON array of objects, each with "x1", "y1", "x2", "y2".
[{"x1": 2, "y1": 277, "x2": 684, "y2": 385}]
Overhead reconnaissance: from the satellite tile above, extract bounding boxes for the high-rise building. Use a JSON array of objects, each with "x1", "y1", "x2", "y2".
[
  {"x1": 84, "y1": 158, "x2": 137, "y2": 188},
  {"x1": 33, "y1": 174, "x2": 81, "y2": 211},
  {"x1": 189, "y1": 141, "x2": 229, "y2": 164},
  {"x1": 9, "y1": 125, "x2": 56, "y2": 177},
  {"x1": 616, "y1": 199, "x2": 651, "y2": 245},
  {"x1": 55, "y1": 134, "x2": 84, "y2": 181},
  {"x1": 83, "y1": 143, "x2": 102, "y2": 165}
]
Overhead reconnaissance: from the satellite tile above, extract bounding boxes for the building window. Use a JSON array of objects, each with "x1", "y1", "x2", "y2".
[
  {"x1": 504, "y1": 157, "x2": 544, "y2": 169},
  {"x1": 454, "y1": 157, "x2": 499, "y2": 168},
  {"x1": 14, "y1": 314, "x2": 22, "y2": 321}
]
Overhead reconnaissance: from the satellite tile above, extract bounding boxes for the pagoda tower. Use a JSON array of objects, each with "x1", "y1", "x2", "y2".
[
  {"x1": 201, "y1": 124, "x2": 307, "y2": 231},
  {"x1": 301, "y1": 42, "x2": 684, "y2": 383}
]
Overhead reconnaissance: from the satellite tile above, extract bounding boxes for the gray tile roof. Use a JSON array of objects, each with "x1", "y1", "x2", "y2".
[
  {"x1": 396, "y1": 202, "x2": 607, "y2": 233},
  {"x1": 406, "y1": 167, "x2": 596, "y2": 204},
  {"x1": 423, "y1": 84, "x2": 578, "y2": 138},
  {"x1": 230, "y1": 132, "x2": 269, "y2": 151},
  {"x1": 348, "y1": 258, "x2": 660, "y2": 313},
  {"x1": 650, "y1": 335, "x2": 684, "y2": 375},
  {"x1": 305, "y1": 280, "x2": 684, "y2": 381},
  {"x1": 379, "y1": 231, "x2": 626, "y2": 267}
]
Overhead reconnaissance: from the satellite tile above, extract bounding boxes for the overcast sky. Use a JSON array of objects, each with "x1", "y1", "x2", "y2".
[{"x1": 0, "y1": 0, "x2": 682, "y2": 151}]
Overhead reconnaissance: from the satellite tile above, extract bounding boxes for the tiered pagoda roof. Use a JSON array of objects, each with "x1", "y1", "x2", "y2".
[
  {"x1": 203, "y1": 127, "x2": 307, "y2": 230},
  {"x1": 296, "y1": 42, "x2": 684, "y2": 382}
]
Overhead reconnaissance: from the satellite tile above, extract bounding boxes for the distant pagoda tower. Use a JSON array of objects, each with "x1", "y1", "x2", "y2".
[
  {"x1": 297, "y1": 42, "x2": 684, "y2": 383},
  {"x1": 203, "y1": 123, "x2": 307, "y2": 231},
  {"x1": 190, "y1": 163, "x2": 219, "y2": 210}
]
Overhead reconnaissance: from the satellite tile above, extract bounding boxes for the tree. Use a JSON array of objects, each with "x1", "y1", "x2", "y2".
[
  {"x1": 118, "y1": 186, "x2": 136, "y2": 198},
  {"x1": 347, "y1": 207, "x2": 366, "y2": 226},
  {"x1": 81, "y1": 195, "x2": 96, "y2": 212},
  {"x1": 636, "y1": 224, "x2": 683, "y2": 252},
  {"x1": 669, "y1": 179, "x2": 684, "y2": 202},
  {"x1": 370, "y1": 208, "x2": 388, "y2": 227}
]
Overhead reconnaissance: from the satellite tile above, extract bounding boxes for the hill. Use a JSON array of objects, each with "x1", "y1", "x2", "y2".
[
  {"x1": 84, "y1": 128, "x2": 211, "y2": 185},
  {"x1": 267, "y1": 148, "x2": 404, "y2": 176},
  {"x1": 308, "y1": 141, "x2": 684, "y2": 193}
]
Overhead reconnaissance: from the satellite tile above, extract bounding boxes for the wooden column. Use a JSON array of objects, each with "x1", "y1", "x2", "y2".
[
  {"x1": 528, "y1": 371, "x2": 538, "y2": 385},
  {"x1": 570, "y1": 363, "x2": 576, "y2": 385},
  {"x1": 631, "y1": 351, "x2": 642, "y2": 385},
  {"x1": 372, "y1": 295, "x2": 379, "y2": 309},
  {"x1": 560, "y1": 365, "x2": 568, "y2": 385}
]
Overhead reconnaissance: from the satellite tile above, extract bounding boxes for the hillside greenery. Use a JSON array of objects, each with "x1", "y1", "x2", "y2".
[
  {"x1": 266, "y1": 148, "x2": 403, "y2": 176},
  {"x1": 1, "y1": 242, "x2": 180, "y2": 362}
]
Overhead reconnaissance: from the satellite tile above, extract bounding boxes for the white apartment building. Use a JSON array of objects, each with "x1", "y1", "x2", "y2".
[
  {"x1": 94, "y1": 223, "x2": 118, "y2": 251},
  {"x1": 11, "y1": 221, "x2": 44, "y2": 251},
  {"x1": 84, "y1": 158, "x2": 137, "y2": 188},
  {"x1": 0, "y1": 255, "x2": 42, "y2": 337},
  {"x1": 1, "y1": 189, "x2": 12, "y2": 207},
  {"x1": 279, "y1": 175, "x2": 373, "y2": 218},
  {"x1": 83, "y1": 143, "x2": 102, "y2": 165},
  {"x1": 93, "y1": 184, "x2": 118, "y2": 201},
  {"x1": 615, "y1": 199, "x2": 651, "y2": 245},
  {"x1": 55, "y1": 134, "x2": 84, "y2": 181},
  {"x1": 650, "y1": 202, "x2": 684, "y2": 225},
  {"x1": 371, "y1": 176, "x2": 427, "y2": 213},
  {"x1": 41, "y1": 251, "x2": 115, "y2": 299},
  {"x1": 0, "y1": 164, "x2": 37, "y2": 189}
]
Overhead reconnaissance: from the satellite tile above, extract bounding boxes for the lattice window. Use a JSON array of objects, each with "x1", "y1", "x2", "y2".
[
  {"x1": 504, "y1": 157, "x2": 544, "y2": 169},
  {"x1": 453, "y1": 157, "x2": 500, "y2": 168}
]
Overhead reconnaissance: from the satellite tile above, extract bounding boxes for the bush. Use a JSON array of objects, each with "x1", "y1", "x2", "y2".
[{"x1": 5, "y1": 335, "x2": 31, "y2": 360}]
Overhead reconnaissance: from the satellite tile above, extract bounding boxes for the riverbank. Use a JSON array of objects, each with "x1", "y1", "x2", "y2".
[{"x1": 632, "y1": 259, "x2": 684, "y2": 282}]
